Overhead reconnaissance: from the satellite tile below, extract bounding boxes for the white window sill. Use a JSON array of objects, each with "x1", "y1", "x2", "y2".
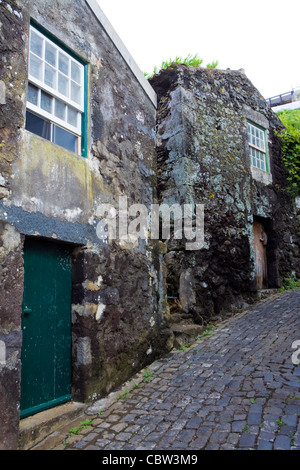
[{"x1": 251, "y1": 166, "x2": 272, "y2": 185}]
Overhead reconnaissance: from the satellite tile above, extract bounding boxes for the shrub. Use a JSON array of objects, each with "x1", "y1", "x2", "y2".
[
  {"x1": 144, "y1": 53, "x2": 218, "y2": 79},
  {"x1": 277, "y1": 109, "x2": 300, "y2": 198}
]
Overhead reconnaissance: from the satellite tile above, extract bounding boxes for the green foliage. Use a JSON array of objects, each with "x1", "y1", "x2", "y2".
[
  {"x1": 277, "y1": 109, "x2": 300, "y2": 197},
  {"x1": 206, "y1": 60, "x2": 219, "y2": 69},
  {"x1": 179, "y1": 343, "x2": 191, "y2": 350},
  {"x1": 118, "y1": 388, "x2": 129, "y2": 400},
  {"x1": 142, "y1": 368, "x2": 156, "y2": 382},
  {"x1": 68, "y1": 419, "x2": 94, "y2": 437},
  {"x1": 198, "y1": 324, "x2": 215, "y2": 338},
  {"x1": 278, "y1": 276, "x2": 300, "y2": 292},
  {"x1": 144, "y1": 54, "x2": 218, "y2": 79}
]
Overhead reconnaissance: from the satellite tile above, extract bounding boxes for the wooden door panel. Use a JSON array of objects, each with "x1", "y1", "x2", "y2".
[{"x1": 20, "y1": 239, "x2": 72, "y2": 418}]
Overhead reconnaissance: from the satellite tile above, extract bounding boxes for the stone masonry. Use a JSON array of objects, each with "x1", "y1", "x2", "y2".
[
  {"x1": 0, "y1": 0, "x2": 299, "y2": 451},
  {"x1": 53, "y1": 290, "x2": 300, "y2": 451},
  {"x1": 0, "y1": 0, "x2": 170, "y2": 449},
  {"x1": 150, "y1": 66, "x2": 300, "y2": 324}
]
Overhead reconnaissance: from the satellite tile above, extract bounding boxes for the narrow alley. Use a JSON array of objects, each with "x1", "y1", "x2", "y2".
[{"x1": 47, "y1": 290, "x2": 300, "y2": 451}]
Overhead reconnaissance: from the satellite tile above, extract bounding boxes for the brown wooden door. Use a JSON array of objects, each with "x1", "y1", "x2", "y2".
[{"x1": 253, "y1": 221, "x2": 268, "y2": 290}]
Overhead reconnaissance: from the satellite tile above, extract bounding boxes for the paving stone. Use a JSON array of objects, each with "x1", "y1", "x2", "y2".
[
  {"x1": 238, "y1": 433, "x2": 256, "y2": 448},
  {"x1": 231, "y1": 420, "x2": 247, "y2": 433},
  {"x1": 58, "y1": 291, "x2": 300, "y2": 452},
  {"x1": 258, "y1": 430, "x2": 276, "y2": 442},
  {"x1": 248, "y1": 413, "x2": 262, "y2": 425},
  {"x1": 72, "y1": 440, "x2": 88, "y2": 449},
  {"x1": 94, "y1": 438, "x2": 110, "y2": 447},
  {"x1": 283, "y1": 414, "x2": 298, "y2": 427},
  {"x1": 192, "y1": 428, "x2": 213, "y2": 450},
  {"x1": 114, "y1": 432, "x2": 132, "y2": 441},
  {"x1": 111, "y1": 422, "x2": 128, "y2": 433},
  {"x1": 257, "y1": 439, "x2": 273, "y2": 450},
  {"x1": 82, "y1": 432, "x2": 99, "y2": 442},
  {"x1": 186, "y1": 416, "x2": 203, "y2": 429},
  {"x1": 218, "y1": 396, "x2": 231, "y2": 406},
  {"x1": 274, "y1": 435, "x2": 291, "y2": 450}
]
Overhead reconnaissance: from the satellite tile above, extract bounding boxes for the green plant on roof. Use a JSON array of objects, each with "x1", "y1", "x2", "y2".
[{"x1": 144, "y1": 54, "x2": 218, "y2": 79}]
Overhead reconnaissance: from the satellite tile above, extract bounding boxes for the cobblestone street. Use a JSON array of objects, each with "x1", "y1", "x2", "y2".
[{"x1": 55, "y1": 291, "x2": 300, "y2": 451}]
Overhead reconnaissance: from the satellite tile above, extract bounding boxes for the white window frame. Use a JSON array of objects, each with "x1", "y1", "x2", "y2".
[
  {"x1": 27, "y1": 25, "x2": 84, "y2": 139},
  {"x1": 247, "y1": 122, "x2": 269, "y2": 173}
]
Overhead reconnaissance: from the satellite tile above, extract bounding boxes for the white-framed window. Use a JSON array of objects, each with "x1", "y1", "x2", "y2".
[
  {"x1": 26, "y1": 25, "x2": 85, "y2": 154},
  {"x1": 247, "y1": 122, "x2": 269, "y2": 172}
]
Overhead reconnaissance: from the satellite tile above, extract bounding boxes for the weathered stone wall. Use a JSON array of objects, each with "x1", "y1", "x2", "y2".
[
  {"x1": 0, "y1": 0, "x2": 170, "y2": 449},
  {"x1": 0, "y1": 0, "x2": 28, "y2": 449},
  {"x1": 150, "y1": 66, "x2": 300, "y2": 324},
  {"x1": 0, "y1": 222, "x2": 24, "y2": 449},
  {"x1": 1, "y1": 0, "x2": 299, "y2": 451}
]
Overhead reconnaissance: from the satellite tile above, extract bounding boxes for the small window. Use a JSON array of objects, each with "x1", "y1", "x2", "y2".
[
  {"x1": 26, "y1": 25, "x2": 86, "y2": 155},
  {"x1": 247, "y1": 122, "x2": 268, "y2": 172}
]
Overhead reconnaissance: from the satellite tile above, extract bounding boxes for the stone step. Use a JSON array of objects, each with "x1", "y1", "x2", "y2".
[
  {"x1": 171, "y1": 322, "x2": 205, "y2": 349},
  {"x1": 18, "y1": 401, "x2": 88, "y2": 450},
  {"x1": 168, "y1": 312, "x2": 195, "y2": 324}
]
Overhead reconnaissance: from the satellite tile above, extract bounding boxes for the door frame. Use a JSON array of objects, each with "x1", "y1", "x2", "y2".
[
  {"x1": 252, "y1": 216, "x2": 279, "y2": 290},
  {"x1": 20, "y1": 237, "x2": 74, "y2": 419}
]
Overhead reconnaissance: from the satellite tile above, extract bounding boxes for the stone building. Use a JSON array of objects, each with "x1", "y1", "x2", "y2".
[
  {"x1": 150, "y1": 66, "x2": 300, "y2": 324},
  {"x1": 0, "y1": 0, "x2": 299, "y2": 451},
  {"x1": 0, "y1": 0, "x2": 171, "y2": 449}
]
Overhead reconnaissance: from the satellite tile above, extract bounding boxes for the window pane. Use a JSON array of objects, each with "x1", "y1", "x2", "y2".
[
  {"x1": 53, "y1": 125, "x2": 77, "y2": 153},
  {"x1": 44, "y1": 63, "x2": 56, "y2": 89},
  {"x1": 30, "y1": 30, "x2": 43, "y2": 57},
  {"x1": 41, "y1": 91, "x2": 53, "y2": 113},
  {"x1": 55, "y1": 99, "x2": 66, "y2": 120},
  {"x1": 259, "y1": 135, "x2": 265, "y2": 150},
  {"x1": 58, "y1": 73, "x2": 69, "y2": 97},
  {"x1": 45, "y1": 42, "x2": 56, "y2": 67},
  {"x1": 71, "y1": 62, "x2": 81, "y2": 84},
  {"x1": 71, "y1": 81, "x2": 81, "y2": 104},
  {"x1": 29, "y1": 53, "x2": 43, "y2": 80},
  {"x1": 25, "y1": 111, "x2": 51, "y2": 141},
  {"x1": 27, "y1": 84, "x2": 39, "y2": 106},
  {"x1": 58, "y1": 52, "x2": 69, "y2": 75},
  {"x1": 67, "y1": 106, "x2": 78, "y2": 127}
]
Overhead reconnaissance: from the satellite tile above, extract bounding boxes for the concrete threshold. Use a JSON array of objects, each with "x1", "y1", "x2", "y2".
[{"x1": 18, "y1": 401, "x2": 88, "y2": 450}]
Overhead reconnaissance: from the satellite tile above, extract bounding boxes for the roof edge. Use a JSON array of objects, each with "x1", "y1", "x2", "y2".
[{"x1": 85, "y1": 0, "x2": 157, "y2": 108}]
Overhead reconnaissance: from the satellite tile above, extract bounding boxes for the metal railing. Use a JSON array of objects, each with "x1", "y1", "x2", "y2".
[{"x1": 267, "y1": 87, "x2": 300, "y2": 107}]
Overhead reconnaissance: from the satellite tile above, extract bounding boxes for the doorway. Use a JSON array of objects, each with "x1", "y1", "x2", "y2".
[
  {"x1": 253, "y1": 218, "x2": 278, "y2": 290},
  {"x1": 20, "y1": 238, "x2": 73, "y2": 418},
  {"x1": 253, "y1": 220, "x2": 268, "y2": 289}
]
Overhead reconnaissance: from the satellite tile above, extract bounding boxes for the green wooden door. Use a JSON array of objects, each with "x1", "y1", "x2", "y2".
[{"x1": 20, "y1": 238, "x2": 72, "y2": 418}]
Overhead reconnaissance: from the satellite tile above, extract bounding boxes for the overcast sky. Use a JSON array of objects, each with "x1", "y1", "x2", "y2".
[{"x1": 97, "y1": 0, "x2": 300, "y2": 99}]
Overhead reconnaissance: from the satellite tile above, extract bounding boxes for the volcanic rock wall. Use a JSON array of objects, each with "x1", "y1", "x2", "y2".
[{"x1": 150, "y1": 66, "x2": 300, "y2": 324}]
